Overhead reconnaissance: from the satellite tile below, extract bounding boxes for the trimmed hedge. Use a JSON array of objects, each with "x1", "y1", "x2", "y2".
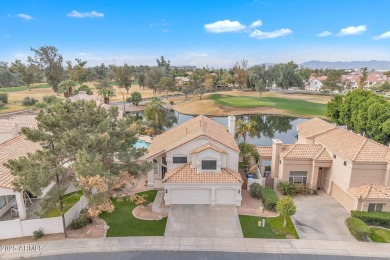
[
  {"x1": 249, "y1": 183, "x2": 262, "y2": 199},
  {"x1": 261, "y1": 187, "x2": 279, "y2": 211},
  {"x1": 346, "y1": 217, "x2": 370, "y2": 241},
  {"x1": 351, "y1": 211, "x2": 390, "y2": 229}
]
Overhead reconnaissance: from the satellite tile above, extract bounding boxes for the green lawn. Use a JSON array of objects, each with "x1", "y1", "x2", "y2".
[
  {"x1": 209, "y1": 94, "x2": 326, "y2": 116},
  {"x1": 42, "y1": 190, "x2": 83, "y2": 218},
  {"x1": 0, "y1": 83, "x2": 50, "y2": 92},
  {"x1": 369, "y1": 228, "x2": 390, "y2": 243},
  {"x1": 239, "y1": 215, "x2": 299, "y2": 239},
  {"x1": 100, "y1": 190, "x2": 167, "y2": 237}
]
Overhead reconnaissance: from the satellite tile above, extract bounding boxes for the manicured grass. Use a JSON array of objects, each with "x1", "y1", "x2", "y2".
[
  {"x1": 369, "y1": 228, "x2": 390, "y2": 243},
  {"x1": 42, "y1": 190, "x2": 83, "y2": 218},
  {"x1": 239, "y1": 215, "x2": 299, "y2": 239},
  {"x1": 0, "y1": 83, "x2": 50, "y2": 92},
  {"x1": 100, "y1": 190, "x2": 167, "y2": 237},
  {"x1": 209, "y1": 94, "x2": 326, "y2": 116}
]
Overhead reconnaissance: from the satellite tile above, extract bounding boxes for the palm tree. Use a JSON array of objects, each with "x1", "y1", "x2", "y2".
[
  {"x1": 95, "y1": 80, "x2": 115, "y2": 104},
  {"x1": 235, "y1": 119, "x2": 257, "y2": 143},
  {"x1": 144, "y1": 97, "x2": 165, "y2": 134}
]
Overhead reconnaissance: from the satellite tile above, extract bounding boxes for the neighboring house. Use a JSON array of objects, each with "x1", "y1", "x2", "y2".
[
  {"x1": 0, "y1": 136, "x2": 42, "y2": 219},
  {"x1": 306, "y1": 76, "x2": 327, "y2": 91},
  {"x1": 0, "y1": 115, "x2": 37, "y2": 144},
  {"x1": 69, "y1": 91, "x2": 100, "y2": 103},
  {"x1": 146, "y1": 115, "x2": 243, "y2": 206},
  {"x1": 257, "y1": 118, "x2": 390, "y2": 212},
  {"x1": 175, "y1": 77, "x2": 190, "y2": 87}
]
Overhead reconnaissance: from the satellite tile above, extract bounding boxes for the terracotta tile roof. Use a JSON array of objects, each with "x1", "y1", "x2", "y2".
[
  {"x1": 191, "y1": 143, "x2": 228, "y2": 154},
  {"x1": 257, "y1": 146, "x2": 272, "y2": 158},
  {"x1": 0, "y1": 136, "x2": 42, "y2": 189},
  {"x1": 348, "y1": 184, "x2": 390, "y2": 200},
  {"x1": 163, "y1": 164, "x2": 243, "y2": 183},
  {"x1": 9, "y1": 115, "x2": 38, "y2": 128},
  {"x1": 281, "y1": 144, "x2": 328, "y2": 160},
  {"x1": 297, "y1": 118, "x2": 337, "y2": 138},
  {"x1": 313, "y1": 148, "x2": 333, "y2": 161},
  {"x1": 146, "y1": 115, "x2": 239, "y2": 159},
  {"x1": 0, "y1": 120, "x2": 17, "y2": 133},
  {"x1": 299, "y1": 118, "x2": 390, "y2": 163}
]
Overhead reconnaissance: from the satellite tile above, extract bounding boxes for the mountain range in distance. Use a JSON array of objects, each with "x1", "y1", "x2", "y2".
[{"x1": 299, "y1": 60, "x2": 390, "y2": 70}]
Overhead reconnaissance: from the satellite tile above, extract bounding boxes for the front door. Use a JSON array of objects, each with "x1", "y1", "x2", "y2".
[
  {"x1": 162, "y1": 165, "x2": 167, "y2": 179},
  {"x1": 317, "y1": 168, "x2": 323, "y2": 189}
]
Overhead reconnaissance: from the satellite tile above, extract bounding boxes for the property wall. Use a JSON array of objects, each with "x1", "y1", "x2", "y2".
[
  {"x1": 0, "y1": 196, "x2": 88, "y2": 239},
  {"x1": 0, "y1": 197, "x2": 15, "y2": 217}
]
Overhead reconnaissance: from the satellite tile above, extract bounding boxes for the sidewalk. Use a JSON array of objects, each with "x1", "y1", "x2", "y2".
[{"x1": 1, "y1": 236, "x2": 389, "y2": 259}]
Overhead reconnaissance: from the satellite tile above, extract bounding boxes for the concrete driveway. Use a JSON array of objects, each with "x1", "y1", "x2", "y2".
[
  {"x1": 165, "y1": 205, "x2": 243, "y2": 238},
  {"x1": 292, "y1": 192, "x2": 355, "y2": 241}
]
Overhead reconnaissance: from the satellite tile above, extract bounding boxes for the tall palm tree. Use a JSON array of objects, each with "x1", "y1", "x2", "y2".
[
  {"x1": 95, "y1": 80, "x2": 115, "y2": 104},
  {"x1": 235, "y1": 119, "x2": 257, "y2": 143},
  {"x1": 145, "y1": 97, "x2": 165, "y2": 134}
]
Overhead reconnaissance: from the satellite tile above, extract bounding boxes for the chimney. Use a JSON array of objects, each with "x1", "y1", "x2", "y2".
[
  {"x1": 227, "y1": 116, "x2": 236, "y2": 136},
  {"x1": 271, "y1": 139, "x2": 283, "y2": 178}
]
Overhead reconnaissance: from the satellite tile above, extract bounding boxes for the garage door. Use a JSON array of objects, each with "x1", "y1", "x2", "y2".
[
  {"x1": 170, "y1": 189, "x2": 211, "y2": 204},
  {"x1": 331, "y1": 182, "x2": 355, "y2": 212},
  {"x1": 215, "y1": 189, "x2": 236, "y2": 205}
]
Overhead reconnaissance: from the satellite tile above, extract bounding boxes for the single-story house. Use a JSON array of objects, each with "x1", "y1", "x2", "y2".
[
  {"x1": 257, "y1": 118, "x2": 390, "y2": 212},
  {"x1": 146, "y1": 115, "x2": 243, "y2": 206}
]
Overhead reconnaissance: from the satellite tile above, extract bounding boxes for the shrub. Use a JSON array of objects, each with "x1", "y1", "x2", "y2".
[
  {"x1": 249, "y1": 183, "x2": 262, "y2": 199},
  {"x1": 346, "y1": 217, "x2": 370, "y2": 241},
  {"x1": 277, "y1": 182, "x2": 297, "y2": 196},
  {"x1": 0, "y1": 92, "x2": 8, "y2": 104},
  {"x1": 261, "y1": 187, "x2": 279, "y2": 211},
  {"x1": 351, "y1": 211, "x2": 390, "y2": 229},
  {"x1": 71, "y1": 208, "x2": 92, "y2": 229},
  {"x1": 33, "y1": 228, "x2": 44, "y2": 239},
  {"x1": 22, "y1": 96, "x2": 38, "y2": 107},
  {"x1": 296, "y1": 185, "x2": 311, "y2": 195},
  {"x1": 131, "y1": 91, "x2": 142, "y2": 105},
  {"x1": 170, "y1": 100, "x2": 174, "y2": 105}
]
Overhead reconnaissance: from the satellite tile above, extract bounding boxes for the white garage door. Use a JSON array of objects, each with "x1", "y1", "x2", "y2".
[
  {"x1": 215, "y1": 189, "x2": 236, "y2": 205},
  {"x1": 170, "y1": 189, "x2": 211, "y2": 204},
  {"x1": 331, "y1": 182, "x2": 355, "y2": 212}
]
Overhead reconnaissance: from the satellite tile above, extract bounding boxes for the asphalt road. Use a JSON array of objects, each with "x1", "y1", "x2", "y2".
[{"x1": 36, "y1": 251, "x2": 384, "y2": 260}]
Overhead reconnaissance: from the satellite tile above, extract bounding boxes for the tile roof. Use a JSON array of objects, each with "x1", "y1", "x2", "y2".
[
  {"x1": 191, "y1": 143, "x2": 228, "y2": 154},
  {"x1": 69, "y1": 93, "x2": 99, "y2": 102},
  {"x1": 0, "y1": 136, "x2": 42, "y2": 189},
  {"x1": 297, "y1": 118, "x2": 337, "y2": 138},
  {"x1": 299, "y1": 118, "x2": 390, "y2": 163},
  {"x1": 146, "y1": 115, "x2": 239, "y2": 159},
  {"x1": 0, "y1": 120, "x2": 17, "y2": 133},
  {"x1": 348, "y1": 184, "x2": 390, "y2": 200},
  {"x1": 162, "y1": 164, "x2": 243, "y2": 183},
  {"x1": 256, "y1": 144, "x2": 294, "y2": 159},
  {"x1": 280, "y1": 144, "x2": 332, "y2": 161},
  {"x1": 9, "y1": 115, "x2": 38, "y2": 128}
]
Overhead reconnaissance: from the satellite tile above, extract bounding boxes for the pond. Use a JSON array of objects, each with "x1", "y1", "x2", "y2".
[{"x1": 134, "y1": 110, "x2": 309, "y2": 146}]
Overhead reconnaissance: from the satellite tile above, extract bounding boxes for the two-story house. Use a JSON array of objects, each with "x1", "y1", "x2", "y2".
[
  {"x1": 146, "y1": 115, "x2": 243, "y2": 206},
  {"x1": 257, "y1": 118, "x2": 390, "y2": 212}
]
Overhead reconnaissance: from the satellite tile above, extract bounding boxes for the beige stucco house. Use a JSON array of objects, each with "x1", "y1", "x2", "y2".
[
  {"x1": 257, "y1": 118, "x2": 390, "y2": 212},
  {"x1": 146, "y1": 115, "x2": 243, "y2": 206}
]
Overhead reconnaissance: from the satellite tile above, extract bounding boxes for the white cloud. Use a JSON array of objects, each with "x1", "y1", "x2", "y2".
[
  {"x1": 76, "y1": 52, "x2": 89, "y2": 56},
  {"x1": 337, "y1": 25, "x2": 367, "y2": 36},
  {"x1": 67, "y1": 10, "x2": 104, "y2": 18},
  {"x1": 373, "y1": 31, "x2": 390, "y2": 40},
  {"x1": 15, "y1": 53, "x2": 26, "y2": 58},
  {"x1": 204, "y1": 20, "x2": 246, "y2": 33},
  {"x1": 249, "y1": 20, "x2": 262, "y2": 28},
  {"x1": 249, "y1": 28, "x2": 292, "y2": 39},
  {"x1": 317, "y1": 31, "x2": 332, "y2": 37},
  {"x1": 16, "y1": 13, "x2": 33, "y2": 20}
]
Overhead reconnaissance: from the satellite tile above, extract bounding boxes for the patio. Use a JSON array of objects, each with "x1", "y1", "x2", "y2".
[{"x1": 0, "y1": 197, "x2": 42, "y2": 221}]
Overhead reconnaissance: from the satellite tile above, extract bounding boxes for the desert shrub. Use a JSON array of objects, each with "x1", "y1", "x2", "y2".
[
  {"x1": 33, "y1": 228, "x2": 44, "y2": 239},
  {"x1": 277, "y1": 182, "x2": 297, "y2": 196},
  {"x1": 0, "y1": 92, "x2": 8, "y2": 104},
  {"x1": 22, "y1": 96, "x2": 38, "y2": 107},
  {"x1": 346, "y1": 217, "x2": 370, "y2": 241},
  {"x1": 296, "y1": 185, "x2": 311, "y2": 195},
  {"x1": 249, "y1": 182, "x2": 262, "y2": 199},
  {"x1": 351, "y1": 211, "x2": 390, "y2": 229},
  {"x1": 261, "y1": 187, "x2": 279, "y2": 211},
  {"x1": 70, "y1": 208, "x2": 92, "y2": 229},
  {"x1": 169, "y1": 100, "x2": 174, "y2": 105}
]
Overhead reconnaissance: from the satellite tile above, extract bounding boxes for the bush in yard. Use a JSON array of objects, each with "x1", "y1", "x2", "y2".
[
  {"x1": 261, "y1": 187, "x2": 279, "y2": 211},
  {"x1": 170, "y1": 100, "x2": 174, "y2": 105},
  {"x1": 71, "y1": 208, "x2": 92, "y2": 229},
  {"x1": 351, "y1": 211, "x2": 390, "y2": 229},
  {"x1": 276, "y1": 196, "x2": 296, "y2": 227},
  {"x1": 22, "y1": 96, "x2": 38, "y2": 107},
  {"x1": 249, "y1": 182, "x2": 262, "y2": 199},
  {"x1": 33, "y1": 228, "x2": 44, "y2": 239},
  {"x1": 346, "y1": 217, "x2": 370, "y2": 241},
  {"x1": 296, "y1": 185, "x2": 311, "y2": 195},
  {"x1": 0, "y1": 92, "x2": 8, "y2": 104},
  {"x1": 277, "y1": 182, "x2": 297, "y2": 196}
]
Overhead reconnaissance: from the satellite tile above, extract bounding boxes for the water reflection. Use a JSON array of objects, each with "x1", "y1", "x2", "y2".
[{"x1": 135, "y1": 110, "x2": 309, "y2": 146}]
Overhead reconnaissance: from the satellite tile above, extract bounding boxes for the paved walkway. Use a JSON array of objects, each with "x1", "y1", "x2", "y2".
[
  {"x1": 165, "y1": 205, "x2": 243, "y2": 238},
  {"x1": 1, "y1": 237, "x2": 389, "y2": 259}
]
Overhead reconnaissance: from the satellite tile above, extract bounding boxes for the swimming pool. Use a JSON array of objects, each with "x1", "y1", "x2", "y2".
[{"x1": 134, "y1": 139, "x2": 151, "y2": 149}]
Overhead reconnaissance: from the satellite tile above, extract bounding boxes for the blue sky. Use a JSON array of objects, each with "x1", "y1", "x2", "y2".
[{"x1": 1, "y1": 0, "x2": 390, "y2": 67}]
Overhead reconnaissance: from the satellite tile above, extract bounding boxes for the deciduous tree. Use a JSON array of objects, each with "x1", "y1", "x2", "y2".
[{"x1": 276, "y1": 196, "x2": 296, "y2": 227}]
